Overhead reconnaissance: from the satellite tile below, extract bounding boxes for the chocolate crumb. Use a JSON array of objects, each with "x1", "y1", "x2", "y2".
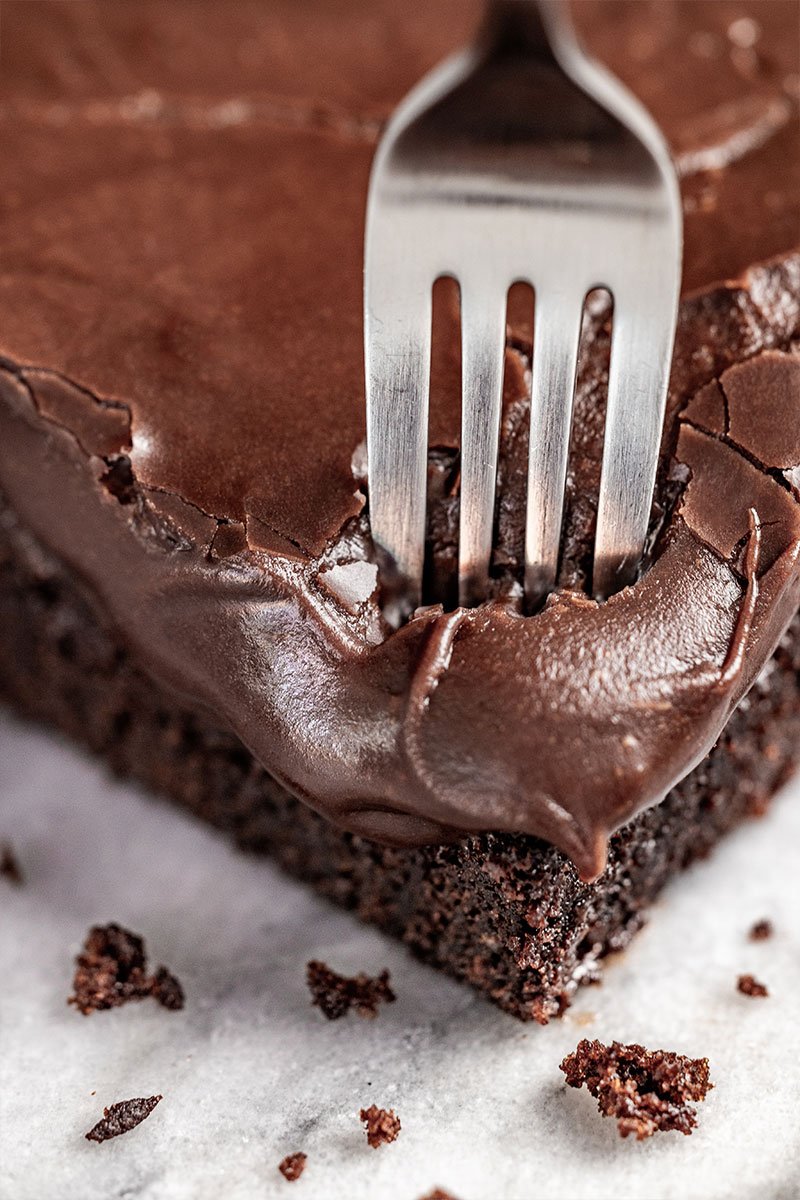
[
  {"x1": 737, "y1": 973, "x2": 769, "y2": 997},
  {"x1": 749, "y1": 919, "x2": 774, "y2": 941},
  {"x1": 151, "y1": 965, "x2": 185, "y2": 1011},
  {"x1": 560, "y1": 1039, "x2": 713, "y2": 1139},
  {"x1": 68, "y1": 923, "x2": 184, "y2": 1014},
  {"x1": 419, "y1": 1191, "x2": 459, "y2": 1200},
  {"x1": 85, "y1": 1095, "x2": 162, "y2": 1143},
  {"x1": 306, "y1": 960, "x2": 395, "y2": 1020},
  {"x1": 278, "y1": 1152, "x2": 307, "y2": 1182},
  {"x1": 0, "y1": 841, "x2": 23, "y2": 885},
  {"x1": 360, "y1": 1104, "x2": 401, "y2": 1148},
  {"x1": 69, "y1": 923, "x2": 150, "y2": 1013}
]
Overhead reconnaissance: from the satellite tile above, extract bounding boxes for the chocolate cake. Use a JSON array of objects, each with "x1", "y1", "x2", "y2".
[
  {"x1": 736, "y1": 973, "x2": 769, "y2": 997},
  {"x1": 0, "y1": 841, "x2": 23, "y2": 886},
  {"x1": 68, "y1": 922, "x2": 185, "y2": 1015},
  {"x1": 306, "y1": 960, "x2": 396, "y2": 1020},
  {"x1": 360, "y1": 1105, "x2": 402, "y2": 1148},
  {"x1": 560, "y1": 1039, "x2": 713, "y2": 1139},
  {"x1": 84, "y1": 1096, "x2": 162, "y2": 1144},
  {"x1": 0, "y1": 1, "x2": 798, "y2": 1020},
  {"x1": 277, "y1": 1152, "x2": 308, "y2": 1183}
]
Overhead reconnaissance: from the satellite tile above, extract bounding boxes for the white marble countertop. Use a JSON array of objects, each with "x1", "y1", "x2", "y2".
[{"x1": 1, "y1": 710, "x2": 798, "y2": 1200}]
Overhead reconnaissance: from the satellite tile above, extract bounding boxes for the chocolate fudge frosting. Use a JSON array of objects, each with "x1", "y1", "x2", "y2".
[{"x1": 0, "y1": 1, "x2": 799, "y2": 879}]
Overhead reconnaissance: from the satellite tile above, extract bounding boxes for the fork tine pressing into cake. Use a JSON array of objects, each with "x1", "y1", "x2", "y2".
[
  {"x1": 365, "y1": 256, "x2": 433, "y2": 599},
  {"x1": 458, "y1": 277, "x2": 508, "y2": 607},
  {"x1": 524, "y1": 284, "x2": 585, "y2": 602},
  {"x1": 593, "y1": 272, "x2": 684, "y2": 599}
]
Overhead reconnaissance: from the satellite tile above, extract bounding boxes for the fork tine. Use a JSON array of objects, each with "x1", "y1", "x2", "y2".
[
  {"x1": 365, "y1": 266, "x2": 432, "y2": 608},
  {"x1": 458, "y1": 283, "x2": 507, "y2": 607},
  {"x1": 524, "y1": 289, "x2": 583, "y2": 605},
  {"x1": 592, "y1": 294, "x2": 675, "y2": 599}
]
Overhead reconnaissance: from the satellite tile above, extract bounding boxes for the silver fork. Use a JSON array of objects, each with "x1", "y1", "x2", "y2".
[{"x1": 364, "y1": 0, "x2": 682, "y2": 609}]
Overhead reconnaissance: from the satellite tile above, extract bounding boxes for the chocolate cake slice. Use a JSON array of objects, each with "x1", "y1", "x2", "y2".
[{"x1": 0, "y1": 0, "x2": 798, "y2": 1021}]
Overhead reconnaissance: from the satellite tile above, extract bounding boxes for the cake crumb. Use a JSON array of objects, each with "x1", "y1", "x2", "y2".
[
  {"x1": 151, "y1": 964, "x2": 185, "y2": 1011},
  {"x1": 69, "y1": 923, "x2": 184, "y2": 1014},
  {"x1": 278, "y1": 1152, "x2": 307, "y2": 1182},
  {"x1": 737, "y1": 973, "x2": 769, "y2": 997},
  {"x1": 360, "y1": 1105, "x2": 401, "y2": 1148},
  {"x1": 306, "y1": 960, "x2": 395, "y2": 1020},
  {"x1": 419, "y1": 1190, "x2": 459, "y2": 1200},
  {"x1": 560, "y1": 1039, "x2": 712, "y2": 1139},
  {"x1": 85, "y1": 1095, "x2": 162, "y2": 1143},
  {"x1": 0, "y1": 841, "x2": 23, "y2": 885},
  {"x1": 748, "y1": 919, "x2": 773, "y2": 941}
]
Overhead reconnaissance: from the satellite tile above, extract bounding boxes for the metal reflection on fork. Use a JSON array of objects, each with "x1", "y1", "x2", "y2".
[{"x1": 364, "y1": 0, "x2": 682, "y2": 611}]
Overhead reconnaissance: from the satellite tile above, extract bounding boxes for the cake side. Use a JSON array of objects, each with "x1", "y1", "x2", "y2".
[{"x1": 2, "y1": 499, "x2": 798, "y2": 1022}]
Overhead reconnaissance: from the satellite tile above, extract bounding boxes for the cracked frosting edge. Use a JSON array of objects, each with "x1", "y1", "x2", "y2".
[{"x1": 1, "y1": 263, "x2": 799, "y2": 882}]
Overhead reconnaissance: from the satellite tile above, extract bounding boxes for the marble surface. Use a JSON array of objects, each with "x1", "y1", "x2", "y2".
[{"x1": 0, "y1": 710, "x2": 798, "y2": 1200}]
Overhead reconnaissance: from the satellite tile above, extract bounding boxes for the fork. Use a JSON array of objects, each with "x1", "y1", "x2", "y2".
[{"x1": 364, "y1": 0, "x2": 682, "y2": 609}]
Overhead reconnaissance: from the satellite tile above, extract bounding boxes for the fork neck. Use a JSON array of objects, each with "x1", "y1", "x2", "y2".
[{"x1": 482, "y1": 0, "x2": 579, "y2": 62}]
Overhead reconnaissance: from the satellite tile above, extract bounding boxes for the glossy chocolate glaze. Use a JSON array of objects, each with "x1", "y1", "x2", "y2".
[{"x1": 0, "y1": 1, "x2": 798, "y2": 878}]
